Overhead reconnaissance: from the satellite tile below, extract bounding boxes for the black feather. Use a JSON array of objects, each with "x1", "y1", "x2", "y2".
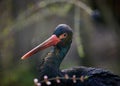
[{"x1": 35, "y1": 24, "x2": 120, "y2": 86}]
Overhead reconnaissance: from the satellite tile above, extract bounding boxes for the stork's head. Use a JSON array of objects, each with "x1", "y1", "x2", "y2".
[
  {"x1": 53, "y1": 24, "x2": 73, "y2": 47},
  {"x1": 21, "y1": 24, "x2": 73, "y2": 60}
]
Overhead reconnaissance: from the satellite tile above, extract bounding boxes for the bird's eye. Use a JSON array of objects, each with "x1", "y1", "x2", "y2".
[
  {"x1": 63, "y1": 33, "x2": 67, "y2": 38},
  {"x1": 59, "y1": 33, "x2": 68, "y2": 40}
]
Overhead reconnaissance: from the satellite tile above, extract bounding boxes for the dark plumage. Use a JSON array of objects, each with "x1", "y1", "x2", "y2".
[{"x1": 21, "y1": 24, "x2": 120, "y2": 86}]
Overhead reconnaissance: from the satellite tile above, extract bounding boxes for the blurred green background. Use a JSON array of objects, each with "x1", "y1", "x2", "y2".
[{"x1": 0, "y1": 0, "x2": 120, "y2": 86}]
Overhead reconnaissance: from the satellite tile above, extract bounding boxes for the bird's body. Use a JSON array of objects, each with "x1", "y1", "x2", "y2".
[
  {"x1": 21, "y1": 24, "x2": 120, "y2": 86},
  {"x1": 38, "y1": 44, "x2": 120, "y2": 86},
  {"x1": 62, "y1": 67, "x2": 120, "y2": 86}
]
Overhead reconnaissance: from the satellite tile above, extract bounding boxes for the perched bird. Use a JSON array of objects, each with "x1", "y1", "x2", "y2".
[{"x1": 21, "y1": 24, "x2": 120, "y2": 86}]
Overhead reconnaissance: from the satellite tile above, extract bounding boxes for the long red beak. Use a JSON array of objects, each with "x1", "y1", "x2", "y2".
[{"x1": 21, "y1": 35, "x2": 60, "y2": 60}]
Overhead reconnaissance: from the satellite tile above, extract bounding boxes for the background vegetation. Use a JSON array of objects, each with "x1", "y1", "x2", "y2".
[{"x1": 0, "y1": 0, "x2": 120, "y2": 86}]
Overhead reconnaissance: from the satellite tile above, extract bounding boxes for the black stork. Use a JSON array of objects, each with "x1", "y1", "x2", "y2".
[{"x1": 21, "y1": 24, "x2": 120, "y2": 86}]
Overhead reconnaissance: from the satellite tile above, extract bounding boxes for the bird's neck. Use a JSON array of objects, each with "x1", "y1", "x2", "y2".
[
  {"x1": 39, "y1": 44, "x2": 71, "y2": 80},
  {"x1": 44, "y1": 45, "x2": 71, "y2": 69}
]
